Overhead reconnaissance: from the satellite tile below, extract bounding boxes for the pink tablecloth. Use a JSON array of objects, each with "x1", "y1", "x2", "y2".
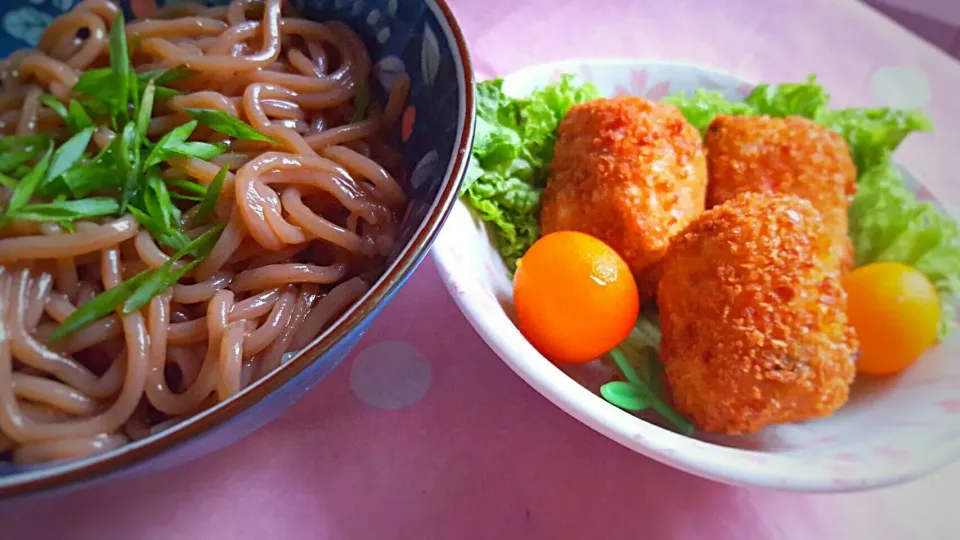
[{"x1": 4, "y1": 0, "x2": 960, "y2": 538}]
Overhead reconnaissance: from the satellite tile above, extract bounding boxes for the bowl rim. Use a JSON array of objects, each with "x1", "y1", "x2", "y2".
[
  {"x1": 0, "y1": 0, "x2": 476, "y2": 499},
  {"x1": 433, "y1": 57, "x2": 958, "y2": 493}
]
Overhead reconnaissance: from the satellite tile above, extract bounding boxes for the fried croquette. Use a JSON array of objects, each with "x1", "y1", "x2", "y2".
[
  {"x1": 704, "y1": 114, "x2": 858, "y2": 271},
  {"x1": 540, "y1": 96, "x2": 707, "y2": 300},
  {"x1": 658, "y1": 192, "x2": 858, "y2": 434}
]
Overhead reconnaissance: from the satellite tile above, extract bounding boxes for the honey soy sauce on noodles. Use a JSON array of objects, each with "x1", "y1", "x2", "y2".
[{"x1": 0, "y1": 0, "x2": 411, "y2": 464}]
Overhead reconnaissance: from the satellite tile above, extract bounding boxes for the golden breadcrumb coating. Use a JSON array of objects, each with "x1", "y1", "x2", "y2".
[
  {"x1": 540, "y1": 96, "x2": 707, "y2": 300},
  {"x1": 704, "y1": 114, "x2": 858, "y2": 271},
  {"x1": 658, "y1": 192, "x2": 858, "y2": 434}
]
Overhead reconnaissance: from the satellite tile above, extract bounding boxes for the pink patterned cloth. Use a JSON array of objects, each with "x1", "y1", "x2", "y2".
[{"x1": 3, "y1": 0, "x2": 959, "y2": 538}]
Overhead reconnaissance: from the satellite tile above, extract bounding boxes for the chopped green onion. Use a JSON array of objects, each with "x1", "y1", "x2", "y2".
[
  {"x1": 12, "y1": 197, "x2": 120, "y2": 222},
  {"x1": 117, "y1": 123, "x2": 140, "y2": 212},
  {"x1": 44, "y1": 127, "x2": 95, "y2": 184},
  {"x1": 4, "y1": 25, "x2": 238, "y2": 334},
  {"x1": 0, "y1": 143, "x2": 54, "y2": 226},
  {"x1": 153, "y1": 86, "x2": 182, "y2": 100},
  {"x1": 61, "y1": 165, "x2": 115, "y2": 198},
  {"x1": 138, "y1": 65, "x2": 196, "y2": 86},
  {"x1": 50, "y1": 223, "x2": 225, "y2": 339},
  {"x1": 0, "y1": 134, "x2": 51, "y2": 152},
  {"x1": 135, "y1": 80, "x2": 156, "y2": 141},
  {"x1": 72, "y1": 68, "x2": 113, "y2": 96},
  {"x1": 144, "y1": 120, "x2": 197, "y2": 168},
  {"x1": 128, "y1": 69, "x2": 140, "y2": 115},
  {"x1": 39, "y1": 94, "x2": 68, "y2": 122},
  {"x1": 121, "y1": 264, "x2": 183, "y2": 315},
  {"x1": 128, "y1": 206, "x2": 190, "y2": 251},
  {"x1": 192, "y1": 163, "x2": 228, "y2": 226},
  {"x1": 48, "y1": 270, "x2": 152, "y2": 343},
  {"x1": 170, "y1": 192, "x2": 204, "y2": 202},
  {"x1": 160, "y1": 229, "x2": 192, "y2": 251},
  {"x1": 164, "y1": 177, "x2": 207, "y2": 196},
  {"x1": 0, "y1": 150, "x2": 38, "y2": 174},
  {"x1": 122, "y1": 223, "x2": 225, "y2": 313},
  {"x1": 143, "y1": 120, "x2": 225, "y2": 167},
  {"x1": 174, "y1": 141, "x2": 226, "y2": 160},
  {"x1": 0, "y1": 172, "x2": 18, "y2": 189},
  {"x1": 77, "y1": 96, "x2": 113, "y2": 121},
  {"x1": 182, "y1": 107, "x2": 276, "y2": 143},
  {"x1": 68, "y1": 100, "x2": 95, "y2": 131},
  {"x1": 108, "y1": 13, "x2": 131, "y2": 124},
  {"x1": 144, "y1": 173, "x2": 180, "y2": 233},
  {"x1": 178, "y1": 221, "x2": 226, "y2": 259}
]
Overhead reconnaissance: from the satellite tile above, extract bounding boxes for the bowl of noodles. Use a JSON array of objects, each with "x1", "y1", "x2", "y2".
[{"x1": 0, "y1": 0, "x2": 474, "y2": 497}]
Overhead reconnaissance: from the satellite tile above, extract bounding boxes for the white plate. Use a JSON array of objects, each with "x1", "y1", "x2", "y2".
[{"x1": 432, "y1": 59, "x2": 960, "y2": 492}]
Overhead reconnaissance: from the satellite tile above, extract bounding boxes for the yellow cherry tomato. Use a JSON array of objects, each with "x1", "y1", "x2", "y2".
[
  {"x1": 843, "y1": 262, "x2": 940, "y2": 375},
  {"x1": 513, "y1": 231, "x2": 639, "y2": 364}
]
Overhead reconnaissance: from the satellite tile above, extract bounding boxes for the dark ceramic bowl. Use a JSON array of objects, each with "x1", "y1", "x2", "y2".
[{"x1": 0, "y1": 0, "x2": 474, "y2": 499}]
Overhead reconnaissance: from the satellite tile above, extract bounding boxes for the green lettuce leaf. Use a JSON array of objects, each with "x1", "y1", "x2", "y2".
[
  {"x1": 662, "y1": 89, "x2": 756, "y2": 134},
  {"x1": 744, "y1": 74, "x2": 830, "y2": 119},
  {"x1": 664, "y1": 75, "x2": 829, "y2": 134},
  {"x1": 462, "y1": 75, "x2": 599, "y2": 269},
  {"x1": 819, "y1": 108, "x2": 933, "y2": 173}
]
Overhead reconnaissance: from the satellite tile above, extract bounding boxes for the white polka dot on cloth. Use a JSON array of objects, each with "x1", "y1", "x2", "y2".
[
  {"x1": 350, "y1": 341, "x2": 433, "y2": 409},
  {"x1": 870, "y1": 66, "x2": 931, "y2": 109}
]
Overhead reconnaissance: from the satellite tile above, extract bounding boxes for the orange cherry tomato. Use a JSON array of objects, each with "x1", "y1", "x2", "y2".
[
  {"x1": 513, "y1": 231, "x2": 640, "y2": 364},
  {"x1": 843, "y1": 262, "x2": 940, "y2": 375}
]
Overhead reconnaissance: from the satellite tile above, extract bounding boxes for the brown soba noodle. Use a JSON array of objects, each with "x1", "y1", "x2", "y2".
[{"x1": 0, "y1": 0, "x2": 410, "y2": 464}]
